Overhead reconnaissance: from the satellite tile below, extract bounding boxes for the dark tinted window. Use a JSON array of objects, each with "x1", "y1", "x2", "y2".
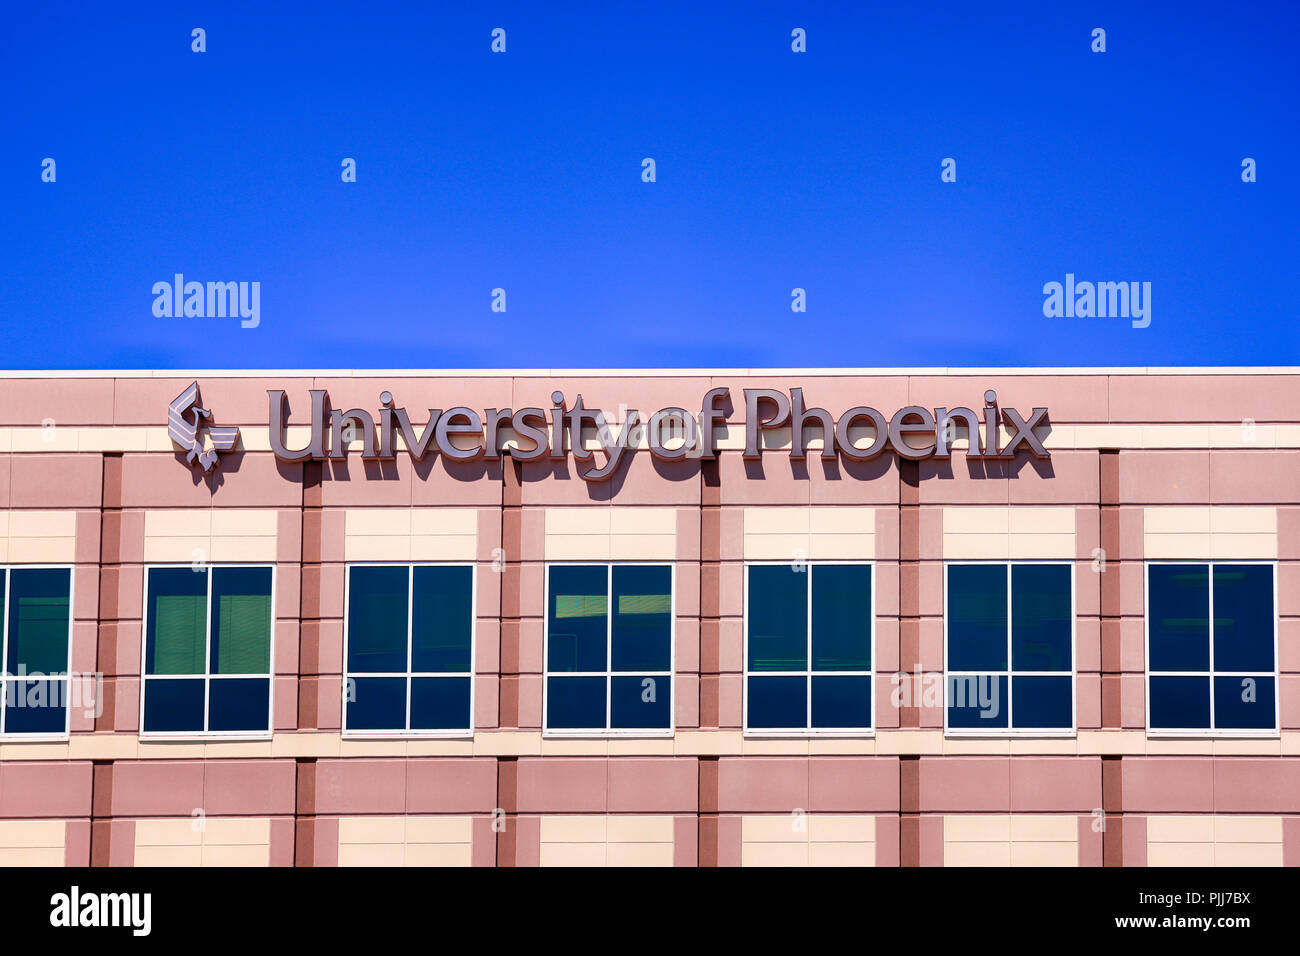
[
  {"x1": 946, "y1": 675, "x2": 1009, "y2": 729},
  {"x1": 412, "y1": 565, "x2": 474, "y2": 673},
  {"x1": 748, "y1": 675, "x2": 807, "y2": 729},
  {"x1": 145, "y1": 568, "x2": 207, "y2": 676},
  {"x1": 547, "y1": 565, "x2": 608, "y2": 673},
  {"x1": 812, "y1": 564, "x2": 870, "y2": 671},
  {"x1": 611, "y1": 565, "x2": 671, "y2": 672},
  {"x1": 1011, "y1": 564, "x2": 1071, "y2": 672},
  {"x1": 947, "y1": 565, "x2": 1007, "y2": 671},
  {"x1": 746, "y1": 564, "x2": 873, "y2": 732},
  {"x1": 1213, "y1": 675, "x2": 1275, "y2": 730},
  {"x1": 947, "y1": 563, "x2": 1072, "y2": 732},
  {"x1": 345, "y1": 564, "x2": 475, "y2": 733},
  {"x1": 1148, "y1": 564, "x2": 1209, "y2": 672},
  {"x1": 1147, "y1": 563, "x2": 1276, "y2": 732},
  {"x1": 6, "y1": 568, "x2": 71, "y2": 675},
  {"x1": 748, "y1": 565, "x2": 807, "y2": 672},
  {"x1": 210, "y1": 567, "x2": 272, "y2": 675},
  {"x1": 142, "y1": 566, "x2": 273, "y2": 735},
  {"x1": 347, "y1": 565, "x2": 409, "y2": 674},
  {"x1": 546, "y1": 564, "x2": 673, "y2": 732},
  {"x1": 1212, "y1": 565, "x2": 1273, "y2": 672}
]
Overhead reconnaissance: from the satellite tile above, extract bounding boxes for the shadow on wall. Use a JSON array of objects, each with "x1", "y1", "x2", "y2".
[{"x1": 176, "y1": 447, "x2": 241, "y2": 493}]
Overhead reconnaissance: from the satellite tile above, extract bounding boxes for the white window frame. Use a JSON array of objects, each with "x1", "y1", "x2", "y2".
[
  {"x1": 138, "y1": 563, "x2": 276, "y2": 740},
  {"x1": 0, "y1": 564, "x2": 76, "y2": 741},
  {"x1": 943, "y1": 560, "x2": 1077, "y2": 738},
  {"x1": 542, "y1": 561, "x2": 675, "y2": 738},
  {"x1": 1144, "y1": 560, "x2": 1280, "y2": 738},
  {"x1": 342, "y1": 561, "x2": 477, "y2": 738},
  {"x1": 742, "y1": 560, "x2": 876, "y2": 737}
]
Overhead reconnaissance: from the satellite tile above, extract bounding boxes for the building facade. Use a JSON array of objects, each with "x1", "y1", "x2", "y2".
[{"x1": 0, "y1": 368, "x2": 1296, "y2": 867}]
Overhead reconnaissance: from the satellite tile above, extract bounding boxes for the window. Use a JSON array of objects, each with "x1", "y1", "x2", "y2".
[
  {"x1": 945, "y1": 562, "x2": 1073, "y2": 734},
  {"x1": 745, "y1": 563, "x2": 873, "y2": 734},
  {"x1": 1147, "y1": 562, "x2": 1277, "y2": 734},
  {"x1": 544, "y1": 564, "x2": 673, "y2": 734},
  {"x1": 344, "y1": 564, "x2": 474, "y2": 734},
  {"x1": 1, "y1": 567, "x2": 73, "y2": 737},
  {"x1": 141, "y1": 565, "x2": 273, "y2": 735}
]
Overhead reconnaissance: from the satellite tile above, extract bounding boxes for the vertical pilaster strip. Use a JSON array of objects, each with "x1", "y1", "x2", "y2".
[
  {"x1": 496, "y1": 756, "x2": 518, "y2": 867},
  {"x1": 899, "y1": 754, "x2": 921, "y2": 867},
  {"x1": 95, "y1": 452, "x2": 123, "y2": 732},
  {"x1": 299, "y1": 461, "x2": 323, "y2": 730},
  {"x1": 699, "y1": 458, "x2": 722, "y2": 729},
  {"x1": 898, "y1": 459, "x2": 921, "y2": 728},
  {"x1": 698, "y1": 755, "x2": 720, "y2": 867},
  {"x1": 1099, "y1": 450, "x2": 1124, "y2": 865},
  {"x1": 499, "y1": 456, "x2": 523, "y2": 729},
  {"x1": 1102, "y1": 755, "x2": 1124, "y2": 866},
  {"x1": 89, "y1": 453, "x2": 122, "y2": 868},
  {"x1": 89, "y1": 760, "x2": 113, "y2": 866},
  {"x1": 294, "y1": 757, "x2": 317, "y2": 866},
  {"x1": 497, "y1": 454, "x2": 524, "y2": 867},
  {"x1": 698, "y1": 458, "x2": 724, "y2": 866},
  {"x1": 1099, "y1": 450, "x2": 1122, "y2": 728}
]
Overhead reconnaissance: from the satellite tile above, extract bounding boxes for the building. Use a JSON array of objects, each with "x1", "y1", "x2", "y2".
[{"x1": 0, "y1": 367, "x2": 1295, "y2": 867}]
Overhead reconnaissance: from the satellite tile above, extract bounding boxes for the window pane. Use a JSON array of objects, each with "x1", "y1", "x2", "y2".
[
  {"x1": 1213, "y1": 675, "x2": 1275, "y2": 731},
  {"x1": 3, "y1": 679, "x2": 67, "y2": 734},
  {"x1": 1148, "y1": 565, "x2": 1209, "y2": 672},
  {"x1": 747, "y1": 675, "x2": 806, "y2": 729},
  {"x1": 5, "y1": 567, "x2": 71, "y2": 675},
  {"x1": 812, "y1": 565, "x2": 870, "y2": 671},
  {"x1": 946, "y1": 674, "x2": 1008, "y2": 729},
  {"x1": 1149, "y1": 675, "x2": 1210, "y2": 730},
  {"x1": 210, "y1": 567, "x2": 272, "y2": 675},
  {"x1": 208, "y1": 678, "x2": 269, "y2": 732},
  {"x1": 547, "y1": 675, "x2": 606, "y2": 729},
  {"x1": 748, "y1": 565, "x2": 807, "y2": 672},
  {"x1": 1011, "y1": 564, "x2": 1071, "y2": 672},
  {"x1": 610, "y1": 675, "x2": 670, "y2": 729},
  {"x1": 411, "y1": 566, "x2": 473, "y2": 673},
  {"x1": 347, "y1": 566, "x2": 409, "y2": 673},
  {"x1": 146, "y1": 568, "x2": 207, "y2": 676},
  {"x1": 347, "y1": 676, "x2": 407, "y2": 731},
  {"x1": 547, "y1": 566, "x2": 608, "y2": 673},
  {"x1": 947, "y1": 565, "x2": 1007, "y2": 671},
  {"x1": 142, "y1": 677, "x2": 205, "y2": 732},
  {"x1": 1011, "y1": 675, "x2": 1071, "y2": 729},
  {"x1": 1212, "y1": 565, "x2": 1274, "y2": 673},
  {"x1": 410, "y1": 676, "x2": 472, "y2": 731},
  {"x1": 611, "y1": 565, "x2": 672, "y2": 672},
  {"x1": 811, "y1": 675, "x2": 871, "y2": 729}
]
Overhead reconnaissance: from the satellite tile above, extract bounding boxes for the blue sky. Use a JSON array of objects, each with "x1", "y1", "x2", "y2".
[{"x1": 3, "y1": 1, "x2": 1297, "y2": 369}]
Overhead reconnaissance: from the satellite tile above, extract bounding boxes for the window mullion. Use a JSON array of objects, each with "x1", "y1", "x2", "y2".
[
  {"x1": 1207, "y1": 562, "x2": 1216, "y2": 731},
  {"x1": 806, "y1": 563, "x2": 814, "y2": 731},
  {"x1": 606, "y1": 564, "x2": 613, "y2": 731},
  {"x1": 1, "y1": 568, "x2": 9, "y2": 735},
  {"x1": 407, "y1": 564, "x2": 415, "y2": 732},
  {"x1": 203, "y1": 567, "x2": 213, "y2": 733},
  {"x1": 1006, "y1": 563, "x2": 1013, "y2": 731}
]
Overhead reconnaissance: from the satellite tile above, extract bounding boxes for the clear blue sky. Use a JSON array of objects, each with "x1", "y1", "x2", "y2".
[{"x1": 3, "y1": 1, "x2": 1297, "y2": 369}]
